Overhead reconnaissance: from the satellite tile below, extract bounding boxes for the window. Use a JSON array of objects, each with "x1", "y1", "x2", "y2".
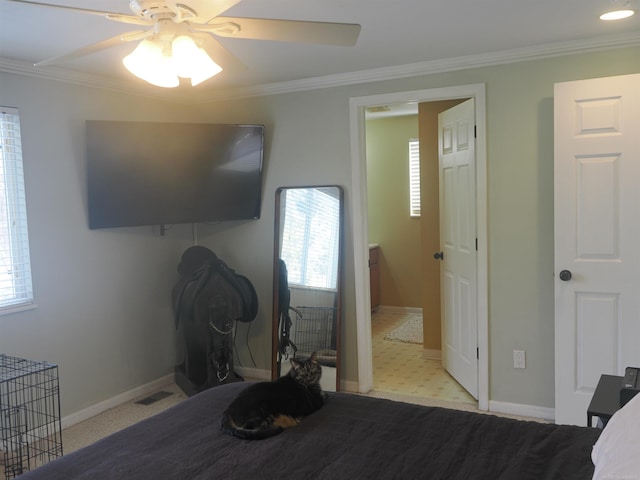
[
  {"x1": 280, "y1": 188, "x2": 340, "y2": 290},
  {"x1": 0, "y1": 107, "x2": 33, "y2": 310},
  {"x1": 409, "y1": 138, "x2": 421, "y2": 217}
]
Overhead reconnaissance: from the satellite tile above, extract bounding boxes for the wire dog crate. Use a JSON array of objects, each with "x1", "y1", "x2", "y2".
[
  {"x1": 292, "y1": 306, "x2": 337, "y2": 367},
  {"x1": 0, "y1": 354, "x2": 63, "y2": 479}
]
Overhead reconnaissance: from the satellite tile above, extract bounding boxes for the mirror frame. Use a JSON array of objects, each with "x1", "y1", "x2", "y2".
[{"x1": 271, "y1": 185, "x2": 344, "y2": 391}]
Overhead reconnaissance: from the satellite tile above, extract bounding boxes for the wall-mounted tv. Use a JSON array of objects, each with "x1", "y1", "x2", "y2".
[{"x1": 86, "y1": 120, "x2": 264, "y2": 229}]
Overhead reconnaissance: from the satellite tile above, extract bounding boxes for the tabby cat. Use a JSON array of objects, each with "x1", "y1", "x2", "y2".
[{"x1": 221, "y1": 352, "x2": 325, "y2": 440}]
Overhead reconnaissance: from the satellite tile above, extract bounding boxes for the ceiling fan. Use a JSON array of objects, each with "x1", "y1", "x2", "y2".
[{"x1": 6, "y1": 0, "x2": 361, "y2": 87}]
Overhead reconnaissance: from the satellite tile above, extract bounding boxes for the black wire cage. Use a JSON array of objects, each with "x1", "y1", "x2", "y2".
[
  {"x1": 292, "y1": 306, "x2": 337, "y2": 367},
  {"x1": 0, "y1": 354, "x2": 63, "y2": 479}
]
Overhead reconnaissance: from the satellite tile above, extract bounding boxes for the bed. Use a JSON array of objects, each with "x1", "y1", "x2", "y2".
[{"x1": 18, "y1": 381, "x2": 635, "y2": 480}]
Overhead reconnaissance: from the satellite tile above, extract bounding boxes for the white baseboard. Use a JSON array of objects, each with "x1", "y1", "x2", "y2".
[
  {"x1": 422, "y1": 349, "x2": 442, "y2": 360},
  {"x1": 60, "y1": 370, "x2": 555, "y2": 428},
  {"x1": 60, "y1": 373, "x2": 175, "y2": 430},
  {"x1": 59, "y1": 368, "x2": 357, "y2": 432},
  {"x1": 489, "y1": 400, "x2": 555, "y2": 421},
  {"x1": 376, "y1": 305, "x2": 423, "y2": 315}
]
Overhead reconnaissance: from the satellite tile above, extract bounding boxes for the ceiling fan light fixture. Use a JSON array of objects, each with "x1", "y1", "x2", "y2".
[
  {"x1": 123, "y1": 34, "x2": 222, "y2": 88},
  {"x1": 123, "y1": 38, "x2": 179, "y2": 88},
  {"x1": 188, "y1": 48, "x2": 223, "y2": 86},
  {"x1": 171, "y1": 35, "x2": 222, "y2": 85},
  {"x1": 172, "y1": 35, "x2": 201, "y2": 77}
]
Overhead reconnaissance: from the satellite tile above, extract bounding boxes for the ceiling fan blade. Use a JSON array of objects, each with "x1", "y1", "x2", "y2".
[
  {"x1": 120, "y1": 30, "x2": 152, "y2": 42},
  {"x1": 167, "y1": 0, "x2": 242, "y2": 23},
  {"x1": 34, "y1": 31, "x2": 149, "y2": 67},
  {"x1": 205, "y1": 17, "x2": 361, "y2": 46},
  {"x1": 3, "y1": 0, "x2": 137, "y2": 19},
  {"x1": 195, "y1": 33, "x2": 246, "y2": 74},
  {"x1": 105, "y1": 13, "x2": 153, "y2": 26}
]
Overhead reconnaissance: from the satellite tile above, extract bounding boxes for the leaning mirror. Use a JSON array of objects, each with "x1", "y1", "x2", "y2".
[{"x1": 272, "y1": 186, "x2": 343, "y2": 391}]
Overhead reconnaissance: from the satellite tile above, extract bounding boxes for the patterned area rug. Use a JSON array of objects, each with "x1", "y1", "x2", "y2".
[{"x1": 384, "y1": 315, "x2": 423, "y2": 344}]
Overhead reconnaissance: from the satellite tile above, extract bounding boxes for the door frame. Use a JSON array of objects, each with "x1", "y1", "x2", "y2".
[{"x1": 348, "y1": 83, "x2": 489, "y2": 411}]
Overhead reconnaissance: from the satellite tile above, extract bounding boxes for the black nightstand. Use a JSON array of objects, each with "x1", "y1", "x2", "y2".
[{"x1": 587, "y1": 374, "x2": 623, "y2": 428}]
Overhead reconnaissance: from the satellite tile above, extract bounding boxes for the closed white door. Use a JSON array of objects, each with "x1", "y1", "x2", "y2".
[
  {"x1": 439, "y1": 98, "x2": 478, "y2": 399},
  {"x1": 554, "y1": 73, "x2": 640, "y2": 426}
]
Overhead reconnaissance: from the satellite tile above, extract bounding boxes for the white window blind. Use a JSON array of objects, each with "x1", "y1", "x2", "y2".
[
  {"x1": 409, "y1": 139, "x2": 421, "y2": 217},
  {"x1": 0, "y1": 107, "x2": 34, "y2": 310},
  {"x1": 280, "y1": 188, "x2": 340, "y2": 290}
]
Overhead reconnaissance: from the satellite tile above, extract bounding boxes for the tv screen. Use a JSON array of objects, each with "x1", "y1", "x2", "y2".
[{"x1": 86, "y1": 120, "x2": 264, "y2": 229}]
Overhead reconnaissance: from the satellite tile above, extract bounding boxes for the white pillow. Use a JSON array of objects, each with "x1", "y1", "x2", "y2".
[{"x1": 592, "y1": 390, "x2": 640, "y2": 480}]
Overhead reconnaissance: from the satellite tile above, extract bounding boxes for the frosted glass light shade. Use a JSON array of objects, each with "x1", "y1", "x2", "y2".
[
  {"x1": 172, "y1": 35, "x2": 201, "y2": 78},
  {"x1": 172, "y1": 35, "x2": 222, "y2": 86},
  {"x1": 122, "y1": 35, "x2": 222, "y2": 88},
  {"x1": 122, "y1": 39, "x2": 179, "y2": 88},
  {"x1": 189, "y1": 48, "x2": 223, "y2": 86}
]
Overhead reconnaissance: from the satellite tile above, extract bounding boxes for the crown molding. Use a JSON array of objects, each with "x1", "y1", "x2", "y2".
[
  {"x1": 201, "y1": 31, "x2": 640, "y2": 102},
  {"x1": 1, "y1": 31, "x2": 639, "y2": 104},
  {"x1": 0, "y1": 58, "x2": 198, "y2": 104}
]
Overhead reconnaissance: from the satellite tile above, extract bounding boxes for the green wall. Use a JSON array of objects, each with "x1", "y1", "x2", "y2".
[
  {"x1": 198, "y1": 46, "x2": 640, "y2": 409},
  {"x1": 2, "y1": 45, "x2": 638, "y2": 416},
  {"x1": 365, "y1": 115, "x2": 421, "y2": 308}
]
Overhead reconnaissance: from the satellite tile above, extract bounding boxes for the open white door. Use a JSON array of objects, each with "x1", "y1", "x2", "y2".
[
  {"x1": 438, "y1": 98, "x2": 478, "y2": 399},
  {"x1": 554, "y1": 73, "x2": 640, "y2": 426}
]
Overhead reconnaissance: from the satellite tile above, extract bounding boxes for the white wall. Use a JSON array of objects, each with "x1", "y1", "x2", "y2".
[
  {"x1": 1, "y1": 45, "x2": 639, "y2": 419},
  {"x1": 0, "y1": 74, "x2": 202, "y2": 416}
]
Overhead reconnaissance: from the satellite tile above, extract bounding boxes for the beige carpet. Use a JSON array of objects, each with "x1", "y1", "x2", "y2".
[{"x1": 62, "y1": 383, "x2": 187, "y2": 454}]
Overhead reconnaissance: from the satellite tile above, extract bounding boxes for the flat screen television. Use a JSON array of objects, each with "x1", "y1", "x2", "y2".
[{"x1": 86, "y1": 120, "x2": 264, "y2": 229}]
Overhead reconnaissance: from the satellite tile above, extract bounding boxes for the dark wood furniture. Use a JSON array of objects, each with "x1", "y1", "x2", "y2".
[
  {"x1": 369, "y1": 245, "x2": 380, "y2": 311},
  {"x1": 587, "y1": 374, "x2": 623, "y2": 427}
]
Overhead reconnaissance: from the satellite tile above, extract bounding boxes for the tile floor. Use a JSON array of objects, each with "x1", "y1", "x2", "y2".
[{"x1": 371, "y1": 309, "x2": 476, "y2": 405}]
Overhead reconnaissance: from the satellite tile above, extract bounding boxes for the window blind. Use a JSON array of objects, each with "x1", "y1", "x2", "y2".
[
  {"x1": 0, "y1": 107, "x2": 34, "y2": 309},
  {"x1": 409, "y1": 139, "x2": 421, "y2": 217}
]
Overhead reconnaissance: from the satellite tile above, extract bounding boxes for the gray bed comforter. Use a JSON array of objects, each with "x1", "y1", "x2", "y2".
[{"x1": 19, "y1": 382, "x2": 600, "y2": 480}]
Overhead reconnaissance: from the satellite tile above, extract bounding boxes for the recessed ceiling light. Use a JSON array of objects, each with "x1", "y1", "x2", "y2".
[{"x1": 600, "y1": 8, "x2": 635, "y2": 19}]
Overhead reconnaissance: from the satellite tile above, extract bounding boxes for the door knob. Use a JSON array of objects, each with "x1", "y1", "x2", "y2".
[
  {"x1": 559, "y1": 270, "x2": 572, "y2": 281},
  {"x1": 433, "y1": 252, "x2": 444, "y2": 260}
]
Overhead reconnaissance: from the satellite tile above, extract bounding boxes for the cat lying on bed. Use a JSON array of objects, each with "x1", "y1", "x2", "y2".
[{"x1": 221, "y1": 352, "x2": 325, "y2": 440}]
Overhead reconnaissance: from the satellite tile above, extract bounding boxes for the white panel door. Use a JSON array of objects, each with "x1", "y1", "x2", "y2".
[
  {"x1": 439, "y1": 98, "x2": 478, "y2": 399},
  {"x1": 554, "y1": 73, "x2": 640, "y2": 426}
]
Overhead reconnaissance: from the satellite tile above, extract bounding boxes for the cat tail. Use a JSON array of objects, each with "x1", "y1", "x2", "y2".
[{"x1": 220, "y1": 414, "x2": 284, "y2": 440}]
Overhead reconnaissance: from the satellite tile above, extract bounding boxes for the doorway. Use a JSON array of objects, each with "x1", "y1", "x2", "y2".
[
  {"x1": 364, "y1": 103, "x2": 470, "y2": 403},
  {"x1": 349, "y1": 84, "x2": 489, "y2": 411}
]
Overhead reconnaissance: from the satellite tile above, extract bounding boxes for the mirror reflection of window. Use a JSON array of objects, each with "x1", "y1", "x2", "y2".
[
  {"x1": 273, "y1": 186, "x2": 343, "y2": 391},
  {"x1": 280, "y1": 188, "x2": 340, "y2": 290}
]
